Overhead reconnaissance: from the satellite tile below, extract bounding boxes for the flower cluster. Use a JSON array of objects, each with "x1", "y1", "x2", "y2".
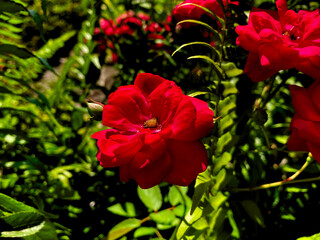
[
  {"x1": 235, "y1": 0, "x2": 320, "y2": 161},
  {"x1": 92, "y1": 73, "x2": 214, "y2": 189},
  {"x1": 236, "y1": 0, "x2": 320, "y2": 82},
  {"x1": 94, "y1": 10, "x2": 172, "y2": 64}
]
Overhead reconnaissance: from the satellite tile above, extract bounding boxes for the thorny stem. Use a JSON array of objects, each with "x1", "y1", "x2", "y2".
[{"x1": 231, "y1": 153, "x2": 315, "y2": 192}]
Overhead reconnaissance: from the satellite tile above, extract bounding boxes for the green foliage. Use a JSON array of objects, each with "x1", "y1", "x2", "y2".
[{"x1": 1, "y1": 0, "x2": 320, "y2": 239}]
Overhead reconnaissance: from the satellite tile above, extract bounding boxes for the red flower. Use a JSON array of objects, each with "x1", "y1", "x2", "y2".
[
  {"x1": 287, "y1": 81, "x2": 320, "y2": 163},
  {"x1": 92, "y1": 73, "x2": 214, "y2": 189},
  {"x1": 236, "y1": 0, "x2": 320, "y2": 82}
]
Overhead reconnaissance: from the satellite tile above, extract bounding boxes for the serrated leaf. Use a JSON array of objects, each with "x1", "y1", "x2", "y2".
[
  {"x1": 108, "y1": 218, "x2": 141, "y2": 240},
  {"x1": 0, "y1": 44, "x2": 34, "y2": 58},
  {"x1": 1, "y1": 211, "x2": 44, "y2": 229},
  {"x1": 0, "y1": 221, "x2": 46, "y2": 238},
  {"x1": 241, "y1": 200, "x2": 266, "y2": 228},
  {"x1": 23, "y1": 220, "x2": 58, "y2": 240},
  {"x1": 137, "y1": 186, "x2": 162, "y2": 211},
  {"x1": 0, "y1": 193, "x2": 37, "y2": 213}
]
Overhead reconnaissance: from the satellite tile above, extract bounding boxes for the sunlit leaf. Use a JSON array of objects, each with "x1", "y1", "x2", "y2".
[
  {"x1": 108, "y1": 218, "x2": 141, "y2": 240},
  {"x1": 137, "y1": 186, "x2": 162, "y2": 211},
  {"x1": 0, "y1": 221, "x2": 46, "y2": 238}
]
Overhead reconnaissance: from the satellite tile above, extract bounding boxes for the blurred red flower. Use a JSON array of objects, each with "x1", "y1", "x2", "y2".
[
  {"x1": 287, "y1": 81, "x2": 320, "y2": 163},
  {"x1": 236, "y1": 0, "x2": 320, "y2": 82},
  {"x1": 92, "y1": 73, "x2": 214, "y2": 189}
]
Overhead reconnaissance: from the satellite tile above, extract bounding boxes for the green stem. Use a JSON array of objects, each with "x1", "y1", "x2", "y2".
[
  {"x1": 169, "y1": 186, "x2": 187, "y2": 240},
  {"x1": 231, "y1": 153, "x2": 314, "y2": 192},
  {"x1": 260, "y1": 125, "x2": 270, "y2": 148}
]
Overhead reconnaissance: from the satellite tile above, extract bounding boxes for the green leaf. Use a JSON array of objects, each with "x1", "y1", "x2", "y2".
[
  {"x1": 212, "y1": 152, "x2": 232, "y2": 174},
  {"x1": 0, "y1": 193, "x2": 37, "y2": 213},
  {"x1": 149, "y1": 209, "x2": 176, "y2": 225},
  {"x1": 28, "y1": 10, "x2": 45, "y2": 42},
  {"x1": 297, "y1": 232, "x2": 320, "y2": 240},
  {"x1": 137, "y1": 186, "x2": 162, "y2": 211},
  {"x1": 71, "y1": 110, "x2": 83, "y2": 130},
  {"x1": 133, "y1": 227, "x2": 156, "y2": 238},
  {"x1": 1, "y1": 211, "x2": 44, "y2": 229},
  {"x1": 0, "y1": 221, "x2": 46, "y2": 238},
  {"x1": 241, "y1": 200, "x2": 266, "y2": 228},
  {"x1": 168, "y1": 186, "x2": 187, "y2": 206},
  {"x1": 0, "y1": 0, "x2": 26, "y2": 13},
  {"x1": 222, "y1": 62, "x2": 243, "y2": 78},
  {"x1": 0, "y1": 44, "x2": 34, "y2": 58},
  {"x1": 41, "y1": 0, "x2": 47, "y2": 20},
  {"x1": 172, "y1": 41, "x2": 221, "y2": 60},
  {"x1": 0, "y1": 85, "x2": 14, "y2": 94},
  {"x1": 108, "y1": 218, "x2": 141, "y2": 240},
  {"x1": 227, "y1": 209, "x2": 240, "y2": 238},
  {"x1": 107, "y1": 202, "x2": 137, "y2": 217},
  {"x1": 190, "y1": 169, "x2": 211, "y2": 215},
  {"x1": 24, "y1": 220, "x2": 58, "y2": 240}
]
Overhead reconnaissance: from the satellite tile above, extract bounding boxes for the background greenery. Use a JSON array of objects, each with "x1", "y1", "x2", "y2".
[{"x1": 1, "y1": 0, "x2": 320, "y2": 239}]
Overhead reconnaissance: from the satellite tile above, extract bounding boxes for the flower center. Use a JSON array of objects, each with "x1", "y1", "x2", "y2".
[
  {"x1": 283, "y1": 30, "x2": 297, "y2": 40},
  {"x1": 143, "y1": 117, "x2": 158, "y2": 128}
]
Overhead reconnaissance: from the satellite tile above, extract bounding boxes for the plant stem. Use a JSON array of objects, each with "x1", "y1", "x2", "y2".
[{"x1": 231, "y1": 153, "x2": 315, "y2": 192}]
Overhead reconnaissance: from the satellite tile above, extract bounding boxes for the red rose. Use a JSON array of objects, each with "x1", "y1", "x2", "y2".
[
  {"x1": 92, "y1": 73, "x2": 214, "y2": 189},
  {"x1": 287, "y1": 81, "x2": 320, "y2": 163},
  {"x1": 236, "y1": 0, "x2": 320, "y2": 82}
]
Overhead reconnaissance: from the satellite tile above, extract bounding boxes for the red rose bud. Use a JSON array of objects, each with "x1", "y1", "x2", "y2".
[{"x1": 87, "y1": 100, "x2": 104, "y2": 121}]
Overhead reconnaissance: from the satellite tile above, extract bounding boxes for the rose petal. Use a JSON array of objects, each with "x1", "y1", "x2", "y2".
[
  {"x1": 134, "y1": 73, "x2": 166, "y2": 98},
  {"x1": 92, "y1": 130, "x2": 143, "y2": 167},
  {"x1": 171, "y1": 96, "x2": 214, "y2": 141},
  {"x1": 103, "y1": 85, "x2": 151, "y2": 131},
  {"x1": 244, "y1": 52, "x2": 277, "y2": 82},
  {"x1": 119, "y1": 139, "x2": 172, "y2": 189},
  {"x1": 287, "y1": 127, "x2": 309, "y2": 151},
  {"x1": 164, "y1": 140, "x2": 207, "y2": 186},
  {"x1": 307, "y1": 142, "x2": 320, "y2": 164},
  {"x1": 289, "y1": 85, "x2": 320, "y2": 121},
  {"x1": 290, "y1": 118, "x2": 320, "y2": 146}
]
